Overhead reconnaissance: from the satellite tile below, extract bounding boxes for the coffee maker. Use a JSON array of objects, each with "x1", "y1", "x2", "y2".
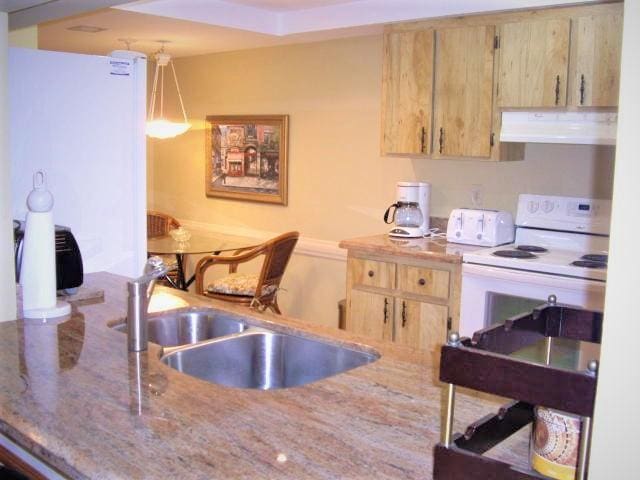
[{"x1": 383, "y1": 182, "x2": 431, "y2": 238}]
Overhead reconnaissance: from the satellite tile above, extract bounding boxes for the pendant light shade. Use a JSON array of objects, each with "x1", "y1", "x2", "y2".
[
  {"x1": 147, "y1": 50, "x2": 191, "y2": 139},
  {"x1": 146, "y1": 119, "x2": 190, "y2": 139}
]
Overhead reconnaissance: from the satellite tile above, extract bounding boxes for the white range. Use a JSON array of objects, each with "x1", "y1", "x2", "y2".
[{"x1": 459, "y1": 194, "x2": 611, "y2": 337}]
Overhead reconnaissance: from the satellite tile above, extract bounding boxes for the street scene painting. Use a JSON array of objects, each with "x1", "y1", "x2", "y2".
[{"x1": 205, "y1": 115, "x2": 288, "y2": 205}]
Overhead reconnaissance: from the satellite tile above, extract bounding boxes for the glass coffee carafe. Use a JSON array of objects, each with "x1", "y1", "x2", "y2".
[{"x1": 384, "y1": 201, "x2": 424, "y2": 229}]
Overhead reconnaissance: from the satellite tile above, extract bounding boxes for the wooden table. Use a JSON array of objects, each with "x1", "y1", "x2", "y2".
[{"x1": 147, "y1": 233, "x2": 257, "y2": 290}]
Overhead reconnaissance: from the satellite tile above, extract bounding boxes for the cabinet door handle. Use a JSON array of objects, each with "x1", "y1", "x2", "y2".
[
  {"x1": 439, "y1": 127, "x2": 444, "y2": 154},
  {"x1": 383, "y1": 298, "x2": 388, "y2": 324},
  {"x1": 554, "y1": 75, "x2": 560, "y2": 106},
  {"x1": 418, "y1": 278, "x2": 426, "y2": 286},
  {"x1": 580, "y1": 74, "x2": 586, "y2": 105},
  {"x1": 368, "y1": 270, "x2": 374, "y2": 278},
  {"x1": 420, "y1": 126, "x2": 426, "y2": 153},
  {"x1": 401, "y1": 301, "x2": 407, "y2": 327}
]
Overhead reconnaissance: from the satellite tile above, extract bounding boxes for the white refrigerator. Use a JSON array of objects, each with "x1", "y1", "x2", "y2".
[{"x1": 9, "y1": 47, "x2": 147, "y2": 279}]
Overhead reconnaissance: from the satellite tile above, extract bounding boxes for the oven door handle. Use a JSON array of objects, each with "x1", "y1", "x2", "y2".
[{"x1": 462, "y1": 263, "x2": 606, "y2": 291}]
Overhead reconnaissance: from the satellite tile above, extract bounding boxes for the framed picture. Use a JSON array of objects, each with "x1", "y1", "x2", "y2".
[{"x1": 205, "y1": 114, "x2": 289, "y2": 205}]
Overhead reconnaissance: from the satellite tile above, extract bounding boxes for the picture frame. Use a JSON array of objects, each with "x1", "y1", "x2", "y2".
[{"x1": 205, "y1": 114, "x2": 289, "y2": 205}]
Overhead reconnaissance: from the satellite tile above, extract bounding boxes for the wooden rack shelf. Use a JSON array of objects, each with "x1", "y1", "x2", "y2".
[{"x1": 433, "y1": 302, "x2": 602, "y2": 480}]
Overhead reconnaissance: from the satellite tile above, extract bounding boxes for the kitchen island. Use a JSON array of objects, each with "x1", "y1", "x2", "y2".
[{"x1": 0, "y1": 273, "x2": 528, "y2": 479}]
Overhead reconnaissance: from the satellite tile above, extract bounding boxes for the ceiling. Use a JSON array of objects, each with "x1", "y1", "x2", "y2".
[
  {"x1": 220, "y1": 0, "x2": 362, "y2": 11},
  {"x1": 0, "y1": 0, "x2": 50, "y2": 13},
  {"x1": 29, "y1": 0, "x2": 599, "y2": 58}
]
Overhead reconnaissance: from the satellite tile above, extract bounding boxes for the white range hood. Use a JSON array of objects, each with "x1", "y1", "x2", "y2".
[{"x1": 500, "y1": 111, "x2": 617, "y2": 145}]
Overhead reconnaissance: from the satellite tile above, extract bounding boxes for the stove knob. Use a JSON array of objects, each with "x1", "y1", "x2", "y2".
[
  {"x1": 542, "y1": 200, "x2": 554, "y2": 213},
  {"x1": 455, "y1": 231, "x2": 461, "y2": 238},
  {"x1": 528, "y1": 201, "x2": 539, "y2": 213}
]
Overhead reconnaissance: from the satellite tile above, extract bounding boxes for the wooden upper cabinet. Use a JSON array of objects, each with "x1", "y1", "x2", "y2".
[
  {"x1": 569, "y1": 11, "x2": 623, "y2": 107},
  {"x1": 434, "y1": 25, "x2": 495, "y2": 158},
  {"x1": 381, "y1": 29, "x2": 434, "y2": 155},
  {"x1": 497, "y1": 19, "x2": 570, "y2": 107}
]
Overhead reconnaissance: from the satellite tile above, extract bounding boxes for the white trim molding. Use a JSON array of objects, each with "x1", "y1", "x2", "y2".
[
  {"x1": 179, "y1": 219, "x2": 346, "y2": 262},
  {"x1": 117, "y1": 0, "x2": 599, "y2": 37}
]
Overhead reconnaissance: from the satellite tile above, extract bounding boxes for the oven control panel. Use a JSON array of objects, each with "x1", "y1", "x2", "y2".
[{"x1": 516, "y1": 194, "x2": 611, "y2": 235}]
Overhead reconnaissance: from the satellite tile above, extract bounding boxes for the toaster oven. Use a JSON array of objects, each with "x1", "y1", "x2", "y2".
[{"x1": 14, "y1": 220, "x2": 84, "y2": 294}]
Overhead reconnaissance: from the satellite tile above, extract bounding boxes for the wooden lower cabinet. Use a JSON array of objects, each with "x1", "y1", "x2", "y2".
[{"x1": 345, "y1": 253, "x2": 459, "y2": 361}]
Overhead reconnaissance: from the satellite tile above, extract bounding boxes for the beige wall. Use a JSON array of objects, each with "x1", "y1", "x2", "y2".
[
  {"x1": 0, "y1": 13, "x2": 16, "y2": 321},
  {"x1": 9, "y1": 26, "x2": 37, "y2": 49},
  {"x1": 590, "y1": 0, "x2": 640, "y2": 475},
  {"x1": 148, "y1": 34, "x2": 614, "y2": 326}
]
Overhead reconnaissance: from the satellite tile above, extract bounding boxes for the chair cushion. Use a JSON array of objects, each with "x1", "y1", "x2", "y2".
[{"x1": 207, "y1": 273, "x2": 277, "y2": 297}]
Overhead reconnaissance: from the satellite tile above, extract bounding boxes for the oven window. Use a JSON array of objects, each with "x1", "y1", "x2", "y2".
[
  {"x1": 486, "y1": 293, "x2": 601, "y2": 370},
  {"x1": 486, "y1": 293, "x2": 545, "y2": 326},
  {"x1": 509, "y1": 336, "x2": 600, "y2": 370}
]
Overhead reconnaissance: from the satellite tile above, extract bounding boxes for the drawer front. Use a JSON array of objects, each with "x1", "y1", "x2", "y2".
[
  {"x1": 349, "y1": 258, "x2": 395, "y2": 289},
  {"x1": 397, "y1": 264, "x2": 450, "y2": 299}
]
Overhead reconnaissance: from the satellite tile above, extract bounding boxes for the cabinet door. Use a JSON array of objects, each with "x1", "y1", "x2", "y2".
[
  {"x1": 434, "y1": 25, "x2": 495, "y2": 158},
  {"x1": 570, "y1": 11, "x2": 623, "y2": 107},
  {"x1": 497, "y1": 19, "x2": 570, "y2": 107},
  {"x1": 347, "y1": 290, "x2": 393, "y2": 341},
  {"x1": 381, "y1": 29, "x2": 435, "y2": 155},
  {"x1": 393, "y1": 298, "x2": 448, "y2": 354}
]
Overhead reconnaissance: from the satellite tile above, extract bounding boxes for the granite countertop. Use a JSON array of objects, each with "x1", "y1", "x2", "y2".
[
  {"x1": 0, "y1": 272, "x2": 529, "y2": 479},
  {"x1": 339, "y1": 234, "x2": 483, "y2": 264}
]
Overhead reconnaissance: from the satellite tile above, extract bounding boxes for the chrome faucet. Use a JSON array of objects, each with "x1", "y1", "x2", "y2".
[{"x1": 127, "y1": 256, "x2": 168, "y2": 352}]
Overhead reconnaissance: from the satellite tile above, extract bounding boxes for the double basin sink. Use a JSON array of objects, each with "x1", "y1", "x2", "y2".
[{"x1": 111, "y1": 308, "x2": 378, "y2": 390}]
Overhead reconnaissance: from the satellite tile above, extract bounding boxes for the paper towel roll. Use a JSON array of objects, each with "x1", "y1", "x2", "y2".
[
  {"x1": 20, "y1": 171, "x2": 70, "y2": 319},
  {"x1": 21, "y1": 211, "x2": 57, "y2": 311}
]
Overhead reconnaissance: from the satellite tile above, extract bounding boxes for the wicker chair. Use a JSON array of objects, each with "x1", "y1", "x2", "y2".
[
  {"x1": 195, "y1": 231, "x2": 299, "y2": 314},
  {"x1": 146, "y1": 211, "x2": 181, "y2": 286},
  {"x1": 147, "y1": 211, "x2": 181, "y2": 238}
]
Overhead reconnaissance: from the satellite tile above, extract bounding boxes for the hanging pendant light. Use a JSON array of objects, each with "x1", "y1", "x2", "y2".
[{"x1": 146, "y1": 45, "x2": 191, "y2": 139}]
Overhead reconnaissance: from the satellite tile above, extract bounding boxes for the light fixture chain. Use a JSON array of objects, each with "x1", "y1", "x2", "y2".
[
  {"x1": 159, "y1": 64, "x2": 165, "y2": 118},
  {"x1": 169, "y1": 60, "x2": 189, "y2": 124},
  {"x1": 148, "y1": 62, "x2": 160, "y2": 120}
]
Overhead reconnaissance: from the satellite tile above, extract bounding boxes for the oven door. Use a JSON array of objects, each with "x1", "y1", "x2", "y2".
[{"x1": 459, "y1": 263, "x2": 606, "y2": 337}]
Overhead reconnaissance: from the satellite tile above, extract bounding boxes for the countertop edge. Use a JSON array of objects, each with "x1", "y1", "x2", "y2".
[{"x1": 339, "y1": 234, "x2": 465, "y2": 264}]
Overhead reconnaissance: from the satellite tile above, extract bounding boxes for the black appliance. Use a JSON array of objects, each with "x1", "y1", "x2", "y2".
[{"x1": 13, "y1": 220, "x2": 84, "y2": 293}]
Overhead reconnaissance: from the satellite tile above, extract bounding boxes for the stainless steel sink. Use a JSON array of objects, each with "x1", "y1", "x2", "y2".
[
  {"x1": 111, "y1": 307, "x2": 378, "y2": 389},
  {"x1": 160, "y1": 329, "x2": 379, "y2": 389},
  {"x1": 110, "y1": 308, "x2": 246, "y2": 347}
]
